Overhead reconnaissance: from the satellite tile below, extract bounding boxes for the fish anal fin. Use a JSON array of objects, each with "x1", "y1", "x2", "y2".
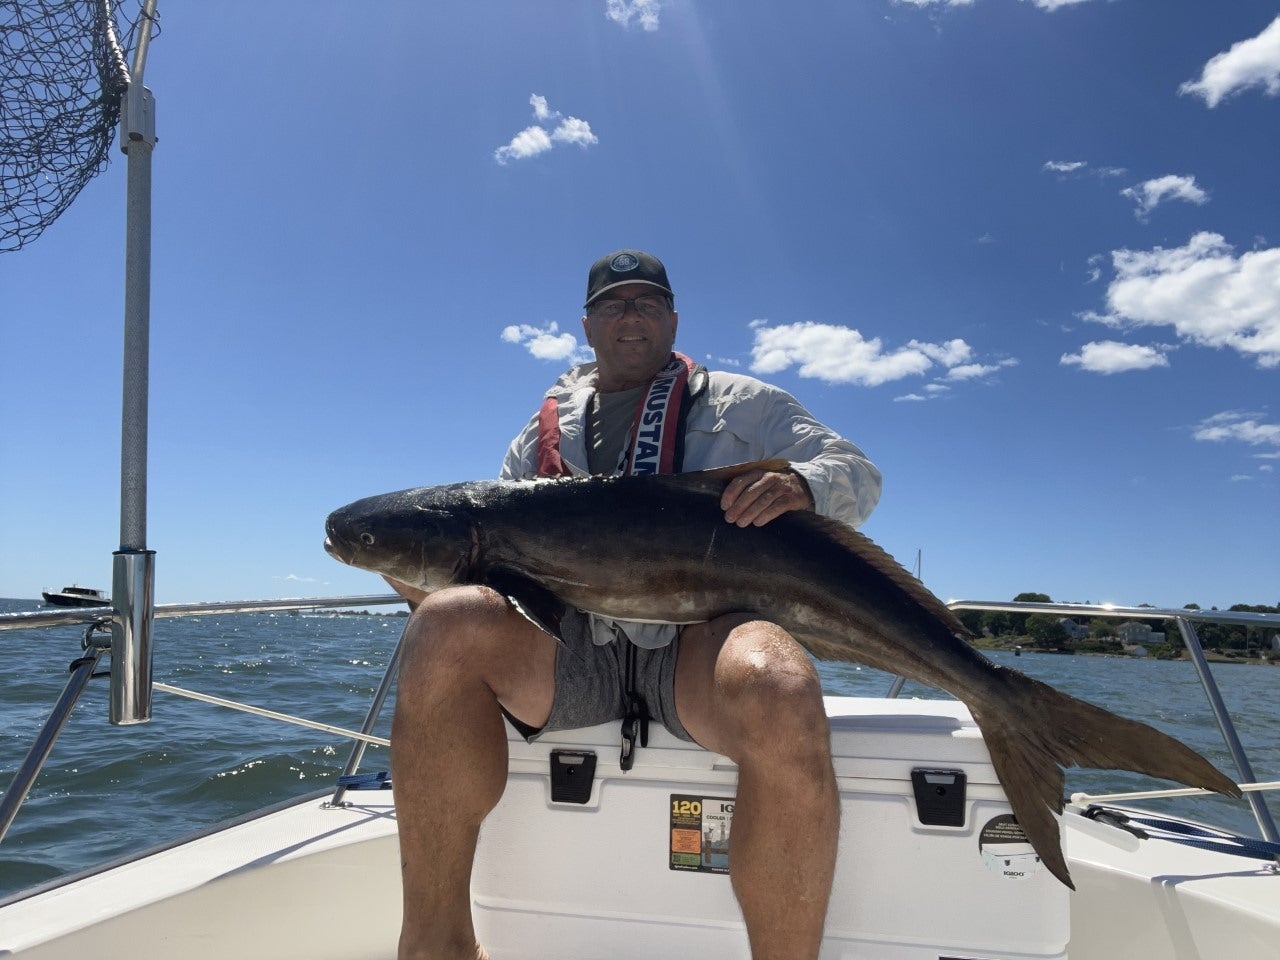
[{"x1": 484, "y1": 565, "x2": 568, "y2": 638}]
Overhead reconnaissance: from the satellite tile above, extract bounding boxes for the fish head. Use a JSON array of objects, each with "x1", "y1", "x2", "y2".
[{"x1": 324, "y1": 487, "x2": 475, "y2": 593}]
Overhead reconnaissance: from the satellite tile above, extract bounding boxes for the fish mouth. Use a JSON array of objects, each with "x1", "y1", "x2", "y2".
[{"x1": 323, "y1": 515, "x2": 351, "y2": 563}]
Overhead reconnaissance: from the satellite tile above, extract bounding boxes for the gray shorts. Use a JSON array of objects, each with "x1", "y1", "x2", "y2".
[{"x1": 503, "y1": 607, "x2": 695, "y2": 744}]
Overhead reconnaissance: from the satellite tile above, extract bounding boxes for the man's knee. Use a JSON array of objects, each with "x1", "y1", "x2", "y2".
[
  {"x1": 399, "y1": 586, "x2": 519, "y2": 682},
  {"x1": 397, "y1": 585, "x2": 558, "y2": 726},
  {"x1": 714, "y1": 623, "x2": 830, "y2": 758}
]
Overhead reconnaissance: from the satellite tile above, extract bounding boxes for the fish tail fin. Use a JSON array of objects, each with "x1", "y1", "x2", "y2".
[{"x1": 970, "y1": 666, "x2": 1241, "y2": 889}]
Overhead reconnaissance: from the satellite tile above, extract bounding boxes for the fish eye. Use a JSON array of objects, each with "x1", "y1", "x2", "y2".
[{"x1": 360, "y1": 532, "x2": 376, "y2": 546}]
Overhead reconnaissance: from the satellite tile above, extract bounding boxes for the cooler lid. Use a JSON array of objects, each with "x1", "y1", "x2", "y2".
[{"x1": 824, "y1": 696, "x2": 1000, "y2": 786}]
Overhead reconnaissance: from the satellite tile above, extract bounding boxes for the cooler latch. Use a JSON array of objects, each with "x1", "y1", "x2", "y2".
[
  {"x1": 550, "y1": 749, "x2": 597, "y2": 804},
  {"x1": 910, "y1": 768, "x2": 967, "y2": 826}
]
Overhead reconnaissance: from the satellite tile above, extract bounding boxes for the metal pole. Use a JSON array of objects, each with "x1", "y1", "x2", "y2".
[
  {"x1": 1174, "y1": 617, "x2": 1279, "y2": 842},
  {"x1": 111, "y1": 0, "x2": 160, "y2": 725},
  {"x1": 0, "y1": 647, "x2": 109, "y2": 846},
  {"x1": 328, "y1": 627, "x2": 407, "y2": 807},
  {"x1": 117, "y1": 93, "x2": 153, "y2": 553}
]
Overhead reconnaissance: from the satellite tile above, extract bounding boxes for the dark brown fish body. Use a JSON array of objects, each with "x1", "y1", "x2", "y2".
[{"x1": 324, "y1": 461, "x2": 1240, "y2": 887}]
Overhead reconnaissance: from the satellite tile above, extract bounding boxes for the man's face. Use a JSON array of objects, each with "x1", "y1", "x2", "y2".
[{"x1": 581, "y1": 282, "x2": 679, "y2": 392}]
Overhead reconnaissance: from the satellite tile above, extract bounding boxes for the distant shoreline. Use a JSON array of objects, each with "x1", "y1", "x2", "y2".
[
  {"x1": 2, "y1": 598, "x2": 1271, "y2": 662},
  {"x1": 971, "y1": 635, "x2": 1275, "y2": 665}
]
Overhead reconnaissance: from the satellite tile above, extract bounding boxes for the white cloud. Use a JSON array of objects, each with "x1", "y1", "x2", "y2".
[
  {"x1": 1060, "y1": 340, "x2": 1171, "y2": 374},
  {"x1": 1180, "y1": 15, "x2": 1280, "y2": 108},
  {"x1": 530, "y1": 94, "x2": 559, "y2": 122},
  {"x1": 1043, "y1": 159, "x2": 1127, "y2": 180},
  {"x1": 748, "y1": 322, "x2": 1009, "y2": 389},
  {"x1": 945, "y1": 358, "x2": 1019, "y2": 380},
  {"x1": 751, "y1": 324, "x2": 931, "y2": 386},
  {"x1": 494, "y1": 126, "x2": 553, "y2": 165},
  {"x1": 1193, "y1": 411, "x2": 1280, "y2": 448},
  {"x1": 502, "y1": 322, "x2": 593, "y2": 364},
  {"x1": 606, "y1": 0, "x2": 661, "y2": 31},
  {"x1": 1024, "y1": 0, "x2": 1096, "y2": 10},
  {"x1": 1084, "y1": 232, "x2": 1280, "y2": 368},
  {"x1": 899, "y1": 0, "x2": 1096, "y2": 12},
  {"x1": 913, "y1": 338, "x2": 973, "y2": 367},
  {"x1": 550, "y1": 117, "x2": 599, "y2": 149},
  {"x1": 495, "y1": 95, "x2": 597, "y2": 165},
  {"x1": 706, "y1": 354, "x2": 742, "y2": 368},
  {"x1": 1120, "y1": 174, "x2": 1209, "y2": 220}
]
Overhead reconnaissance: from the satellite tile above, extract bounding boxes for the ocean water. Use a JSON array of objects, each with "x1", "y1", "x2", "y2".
[{"x1": 1, "y1": 596, "x2": 1276, "y2": 901}]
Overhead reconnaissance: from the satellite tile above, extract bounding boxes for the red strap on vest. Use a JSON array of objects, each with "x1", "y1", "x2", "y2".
[
  {"x1": 536, "y1": 397, "x2": 573, "y2": 477},
  {"x1": 535, "y1": 352, "x2": 695, "y2": 478}
]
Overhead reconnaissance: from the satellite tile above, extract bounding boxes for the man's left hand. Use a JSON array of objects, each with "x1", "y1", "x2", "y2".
[{"x1": 721, "y1": 468, "x2": 814, "y2": 527}]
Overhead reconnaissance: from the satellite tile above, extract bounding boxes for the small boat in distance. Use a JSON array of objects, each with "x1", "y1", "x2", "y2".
[{"x1": 40, "y1": 585, "x2": 110, "y2": 608}]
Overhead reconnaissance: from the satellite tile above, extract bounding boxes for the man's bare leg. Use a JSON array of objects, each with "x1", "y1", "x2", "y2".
[
  {"x1": 676, "y1": 615, "x2": 839, "y2": 960},
  {"x1": 391, "y1": 585, "x2": 559, "y2": 960}
]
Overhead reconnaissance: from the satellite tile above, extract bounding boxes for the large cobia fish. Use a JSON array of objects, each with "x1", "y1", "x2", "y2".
[{"x1": 324, "y1": 459, "x2": 1240, "y2": 888}]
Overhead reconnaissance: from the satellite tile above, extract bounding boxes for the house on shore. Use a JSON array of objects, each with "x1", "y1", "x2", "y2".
[
  {"x1": 1117, "y1": 621, "x2": 1165, "y2": 657},
  {"x1": 1059, "y1": 618, "x2": 1088, "y2": 640}
]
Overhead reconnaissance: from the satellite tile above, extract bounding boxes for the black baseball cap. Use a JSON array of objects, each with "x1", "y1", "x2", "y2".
[{"x1": 584, "y1": 250, "x2": 674, "y2": 307}]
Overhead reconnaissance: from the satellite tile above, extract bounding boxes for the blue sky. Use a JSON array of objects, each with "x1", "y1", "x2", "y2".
[{"x1": 2, "y1": 0, "x2": 1278, "y2": 611}]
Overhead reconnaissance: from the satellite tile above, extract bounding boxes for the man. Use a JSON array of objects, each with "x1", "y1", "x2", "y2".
[{"x1": 389, "y1": 250, "x2": 882, "y2": 960}]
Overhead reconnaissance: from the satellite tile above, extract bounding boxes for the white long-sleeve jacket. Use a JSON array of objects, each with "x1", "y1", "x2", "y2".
[{"x1": 500, "y1": 360, "x2": 883, "y2": 646}]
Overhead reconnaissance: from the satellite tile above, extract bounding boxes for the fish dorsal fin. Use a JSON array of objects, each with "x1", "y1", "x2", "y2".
[
  {"x1": 662, "y1": 459, "x2": 793, "y2": 495},
  {"x1": 656, "y1": 460, "x2": 968, "y2": 638},
  {"x1": 798, "y1": 511, "x2": 971, "y2": 637}
]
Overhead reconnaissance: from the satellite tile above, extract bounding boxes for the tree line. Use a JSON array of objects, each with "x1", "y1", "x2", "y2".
[{"x1": 955, "y1": 593, "x2": 1280, "y2": 660}]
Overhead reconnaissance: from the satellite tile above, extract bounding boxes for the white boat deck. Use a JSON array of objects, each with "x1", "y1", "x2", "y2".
[{"x1": 2, "y1": 698, "x2": 1277, "y2": 959}]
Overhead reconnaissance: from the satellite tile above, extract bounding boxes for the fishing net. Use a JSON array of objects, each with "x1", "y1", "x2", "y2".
[{"x1": 1, "y1": 0, "x2": 156, "y2": 253}]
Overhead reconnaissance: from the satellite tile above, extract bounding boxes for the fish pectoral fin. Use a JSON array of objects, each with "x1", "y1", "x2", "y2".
[{"x1": 484, "y1": 565, "x2": 568, "y2": 639}]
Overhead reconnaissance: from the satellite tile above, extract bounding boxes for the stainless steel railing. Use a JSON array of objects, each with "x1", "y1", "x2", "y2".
[
  {"x1": 3, "y1": 595, "x2": 1276, "y2": 851},
  {"x1": 0, "y1": 593, "x2": 404, "y2": 846},
  {"x1": 938, "y1": 600, "x2": 1280, "y2": 844},
  {"x1": 0, "y1": 593, "x2": 403, "y2": 631}
]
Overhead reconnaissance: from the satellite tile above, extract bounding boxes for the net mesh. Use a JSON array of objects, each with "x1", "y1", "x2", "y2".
[{"x1": 1, "y1": 0, "x2": 155, "y2": 253}]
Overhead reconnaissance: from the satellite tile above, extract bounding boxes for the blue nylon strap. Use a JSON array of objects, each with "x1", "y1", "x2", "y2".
[
  {"x1": 1089, "y1": 805, "x2": 1280, "y2": 861},
  {"x1": 337, "y1": 771, "x2": 392, "y2": 790}
]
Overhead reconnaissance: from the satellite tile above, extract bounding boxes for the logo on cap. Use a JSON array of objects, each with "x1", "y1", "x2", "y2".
[{"x1": 610, "y1": 253, "x2": 639, "y2": 273}]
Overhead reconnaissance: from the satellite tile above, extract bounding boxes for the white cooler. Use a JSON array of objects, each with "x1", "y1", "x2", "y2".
[{"x1": 472, "y1": 695, "x2": 1070, "y2": 959}]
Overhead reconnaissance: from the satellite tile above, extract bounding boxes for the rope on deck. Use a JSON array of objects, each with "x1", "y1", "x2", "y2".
[{"x1": 1071, "y1": 780, "x2": 1280, "y2": 805}]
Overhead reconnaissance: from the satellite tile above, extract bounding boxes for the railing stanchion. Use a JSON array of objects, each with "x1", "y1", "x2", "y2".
[
  {"x1": 1175, "y1": 616, "x2": 1279, "y2": 843},
  {"x1": 0, "y1": 645, "x2": 109, "y2": 846},
  {"x1": 328, "y1": 624, "x2": 408, "y2": 807}
]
